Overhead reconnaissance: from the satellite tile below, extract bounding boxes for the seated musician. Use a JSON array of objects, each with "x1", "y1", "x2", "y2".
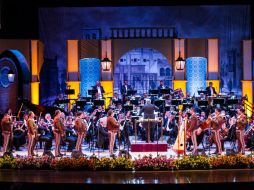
[
  {"x1": 163, "y1": 111, "x2": 177, "y2": 145},
  {"x1": 206, "y1": 82, "x2": 217, "y2": 96},
  {"x1": 12, "y1": 118, "x2": 26, "y2": 151},
  {"x1": 119, "y1": 111, "x2": 133, "y2": 146},
  {"x1": 121, "y1": 80, "x2": 132, "y2": 103},
  {"x1": 92, "y1": 81, "x2": 105, "y2": 99},
  {"x1": 140, "y1": 99, "x2": 159, "y2": 143},
  {"x1": 96, "y1": 117, "x2": 109, "y2": 149},
  {"x1": 65, "y1": 116, "x2": 77, "y2": 151}
]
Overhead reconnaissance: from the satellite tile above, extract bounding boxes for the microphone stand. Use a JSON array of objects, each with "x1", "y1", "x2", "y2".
[{"x1": 156, "y1": 120, "x2": 159, "y2": 158}]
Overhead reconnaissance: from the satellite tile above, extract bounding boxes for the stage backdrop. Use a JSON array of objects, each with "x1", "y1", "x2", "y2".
[
  {"x1": 39, "y1": 6, "x2": 250, "y2": 104},
  {"x1": 186, "y1": 57, "x2": 207, "y2": 96},
  {"x1": 80, "y1": 58, "x2": 100, "y2": 97}
]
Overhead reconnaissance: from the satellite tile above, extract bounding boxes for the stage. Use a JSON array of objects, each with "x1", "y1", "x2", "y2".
[{"x1": 1, "y1": 169, "x2": 254, "y2": 189}]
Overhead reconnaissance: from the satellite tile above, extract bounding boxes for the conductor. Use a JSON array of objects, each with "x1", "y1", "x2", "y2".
[{"x1": 140, "y1": 99, "x2": 159, "y2": 143}]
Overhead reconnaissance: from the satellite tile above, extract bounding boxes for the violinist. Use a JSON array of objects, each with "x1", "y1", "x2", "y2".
[
  {"x1": 65, "y1": 116, "x2": 77, "y2": 151},
  {"x1": 236, "y1": 108, "x2": 247, "y2": 154},
  {"x1": 187, "y1": 108, "x2": 199, "y2": 156},
  {"x1": 1, "y1": 113, "x2": 13, "y2": 154},
  {"x1": 27, "y1": 111, "x2": 38, "y2": 157}
]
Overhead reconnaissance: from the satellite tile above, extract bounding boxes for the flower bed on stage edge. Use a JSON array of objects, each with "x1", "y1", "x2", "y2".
[{"x1": 1, "y1": 155, "x2": 254, "y2": 171}]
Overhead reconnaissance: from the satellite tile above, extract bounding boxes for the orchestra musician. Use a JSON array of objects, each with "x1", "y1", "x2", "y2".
[
  {"x1": 121, "y1": 80, "x2": 132, "y2": 103},
  {"x1": 206, "y1": 82, "x2": 217, "y2": 96},
  {"x1": 93, "y1": 81, "x2": 105, "y2": 99},
  {"x1": 74, "y1": 111, "x2": 88, "y2": 154},
  {"x1": 53, "y1": 110, "x2": 65, "y2": 157},
  {"x1": 187, "y1": 108, "x2": 199, "y2": 156},
  {"x1": 106, "y1": 110, "x2": 120, "y2": 157},
  {"x1": 163, "y1": 111, "x2": 177, "y2": 145},
  {"x1": 27, "y1": 111, "x2": 38, "y2": 157},
  {"x1": 140, "y1": 99, "x2": 159, "y2": 143},
  {"x1": 236, "y1": 108, "x2": 247, "y2": 154},
  {"x1": 96, "y1": 117, "x2": 109, "y2": 149},
  {"x1": 209, "y1": 108, "x2": 224, "y2": 155},
  {"x1": 1, "y1": 113, "x2": 13, "y2": 154}
]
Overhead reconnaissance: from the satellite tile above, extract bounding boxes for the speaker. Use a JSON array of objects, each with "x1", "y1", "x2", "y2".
[
  {"x1": 71, "y1": 149, "x2": 84, "y2": 158},
  {"x1": 42, "y1": 150, "x2": 55, "y2": 159}
]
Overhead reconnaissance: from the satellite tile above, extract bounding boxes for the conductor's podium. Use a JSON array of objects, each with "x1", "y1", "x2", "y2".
[{"x1": 130, "y1": 141, "x2": 168, "y2": 152}]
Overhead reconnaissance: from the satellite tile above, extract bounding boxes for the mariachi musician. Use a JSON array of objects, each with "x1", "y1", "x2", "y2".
[
  {"x1": 74, "y1": 111, "x2": 87, "y2": 154},
  {"x1": 236, "y1": 108, "x2": 247, "y2": 154},
  {"x1": 1, "y1": 113, "x2": 13, "y2": 154},
  {"x1": 107, "y1": 110, "x2": 120, "y2": 157},
  {"x1": 187, "y1": 108, "x2": 199, "y2": 156},
  {"x1": 53, "y1": 110, "x2": 65, "y2": 157},
  {"x1": 27, "y1": 111, "x2": 38, "y2": 157},
  {"x1": 208, "y1": 108, "x2": 225, "y2": 155}
]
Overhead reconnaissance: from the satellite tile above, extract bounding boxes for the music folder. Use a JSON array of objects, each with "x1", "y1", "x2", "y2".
[
  {"x1": 159, "y1": 88, "x2": 172, "y2": 94},
  {"x1": 127, "y1": 90, "x2": 137, "y2": 96},
  {"x1": 154, "y1": 99, "x2": 165, "y2": 107},
  {"x1": 213, "y1": 98, "x2": 225, "y2": 105},
  {"x1": 171, "y1": 99, "x2": 182, "y2": 106},
  {"x1": 88, "y1": 89, "x2": 97, "y2": 96},
  {"x1": 93, "y1": 99, "x2": 105, "y2": 106},
  {"x1": 123, "y1": 105, "x2": 133, "y2": 111},
  {"x1": 198, "y1": 100, "x2": 208, "y2": 107},
  {"x1": 149, "y1": 89, "x2": 159, "y2": 95}
]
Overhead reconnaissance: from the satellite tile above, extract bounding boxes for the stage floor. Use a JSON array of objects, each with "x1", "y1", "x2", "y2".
[{"x1": 0, "y1": 141, "x2": 253, "y2": 159}]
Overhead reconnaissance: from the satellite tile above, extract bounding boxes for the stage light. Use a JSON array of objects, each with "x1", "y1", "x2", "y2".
[
  {"x1": 175, "y1": 38, "x2": 185, "y2": 71},
  {"x1": 7, "y1": 69, "x2": 15, "y2": 83}
]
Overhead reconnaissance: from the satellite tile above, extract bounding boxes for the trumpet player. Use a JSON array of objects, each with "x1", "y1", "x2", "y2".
[
  {"x1": 27, "y1": 111, "x2": 38, "y2": 157},
  {"x1": 1, "y1": 113, "x2": 13, "y2": 154},
  {"x1": 74, "y1": 111, "x2": 87, "y2": 154},
  {"x1": 236, "y1": 108, "x2": 247, "y2": 154}
]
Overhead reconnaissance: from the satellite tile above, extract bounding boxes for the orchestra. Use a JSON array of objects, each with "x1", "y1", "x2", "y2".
[{"x1": 1, "y1": 81, "x2": 253, "y2": 158}]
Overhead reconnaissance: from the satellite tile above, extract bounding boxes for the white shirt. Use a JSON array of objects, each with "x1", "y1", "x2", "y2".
[
  {"x1": 210, "y1": 87, "x2": 214, "y2": 96},
  {"x1": 97, "y1": 86, "x2": 102, "y2": 98}
]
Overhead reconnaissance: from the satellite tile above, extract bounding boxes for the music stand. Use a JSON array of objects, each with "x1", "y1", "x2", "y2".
[
  {"x1": 149, "y1": 89, "x2": 159, "y2": 95},
  {"x1": 226, "y1": 99, "x2": 239, "y2": 105},
  {"x1": 123, "y1": 105, "x2": 133, "y2": 112},
  {"x1": 76, "y1": 100, "x2": 86, "y2": 110},
  {"x1": 182, "y1": 103, "x2": 193, "y2": 110},
  {"x1": 165, "y1": 105, "x2": 175, "y2": 111},
  {"x1": 65, "y1": 89, "x2": 75, "y2": 95},
  {"x1": 160, "y1": 88, "x2": 172, "y2": 94},
  {"x1": 171, "y1": 99, "x2": 182, "y2": 106},
  {"x1": 198, "y1": 100, "x2": 208, "y2": 107},
  {"x1": 127, "y1": 90, "x2": 137, "y2": 96},
  {"x1": 154, "y1": 99, "x2": 165, "y2": 107},
  {"x1": 57, "y1": 99, "x2": 70, "y2": 104},
  {"x1": 88, "y1": 89, "x2": 97, "y2": 96},
  {"x1": 213, "y1": 98, "x2": 225, "y2": 106},
  {"x1": 130, "y1": 99, "x2": 139, "y2": 105},
  {"x1": 93, "y1": 99, "x2": 105, "y2": 106},
  {"x1": 198, "y1": 90, "x2": 207, "y2": 95},
  {"x1": 112, "y1": 99, "x2": 122, "y2": 105}
]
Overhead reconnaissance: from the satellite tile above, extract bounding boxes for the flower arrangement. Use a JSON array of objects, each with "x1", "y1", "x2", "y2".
[
  {"x1": 134, "y1": 155, "x2": 173, "y2": 171},
  {"x1": 1, "y1": 154, "x2": 254, "y2": 171}
]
